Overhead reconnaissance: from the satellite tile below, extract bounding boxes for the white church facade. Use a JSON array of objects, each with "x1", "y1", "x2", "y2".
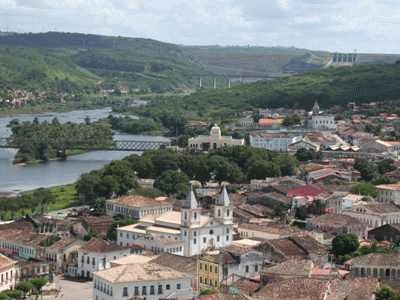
[
  {"x1": 188, "y1": 124, "x2": 244, "y2": 151},
  {"x1": 117, "y1": 186, "x2": 234, "y2": 257}
]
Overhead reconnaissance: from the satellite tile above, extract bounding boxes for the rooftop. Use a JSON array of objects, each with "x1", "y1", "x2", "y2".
[
  {"x1": 109, "y1": 195, "x2": 172, "y2": 208},
  {"x1": 150, "y1": 253, "x2": 197, "y2": 275},
  {"x1": 347, "y1": 253, "x2": 400, "y2": 267},
  {"x1": 0, "y1": 254, "x2": 16, "y2": 270},
  {"x1": 94, "y1": 262, "x2": 189, "y2": 283},
  {"x1": 377, "y1": 182, "x2": 400, "y2": 191},
  {"x1": 80, "y1": 238, "x2": 128, "y2": 253},
  {"x1": 262, "y1": 259, "x2": 313, "y2": 278},
  {"x1": 287, "y1": 185, "x2": 326, "y2": 198},
  {"x1": 309, "y1": 214, "x2": 364, "y2": 228}
]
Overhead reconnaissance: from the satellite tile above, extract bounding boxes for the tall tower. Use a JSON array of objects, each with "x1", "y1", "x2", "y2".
[
  {"x1": 214, "y1": 185, "x2": 233, "y2": 225},
  {"x1": 312, "y1": 101, "x2": 320, "y2": 116},
  {"x1": 181, "y1": 186, "x2": 202, "y2": 256}
]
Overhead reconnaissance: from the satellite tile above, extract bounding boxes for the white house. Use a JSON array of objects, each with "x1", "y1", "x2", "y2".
[
  {"x1": 117, "y1": 186, "x2": 234, "y2": 257},
  {"x1": 250, "y1": 133, "x2": 302, "y2": 152},
  {"x1": 0, "y1": 254, "x2": 17, "y2": 293},
  {"x1": 77, "y1": 239, "x2": 131, "y2": 279},
  {"x1": 188, "y1": 124, "x2": 244, "y2": 151},
  {"x1": 93, "y1": 263, "x2": 194, "y2": 300},
  {"x1": 306, "y1": 101, "x2": 336, "y2": 131}
]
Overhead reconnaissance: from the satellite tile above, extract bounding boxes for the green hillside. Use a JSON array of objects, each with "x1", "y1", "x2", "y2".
[{"x1": 133, "y1": 63, "x2": 400, "y2": 121}]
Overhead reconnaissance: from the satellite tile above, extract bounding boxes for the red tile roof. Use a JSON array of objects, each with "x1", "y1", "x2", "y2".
[{"x1": 287, "y1": 185, "x2": 326, "y2": 198}]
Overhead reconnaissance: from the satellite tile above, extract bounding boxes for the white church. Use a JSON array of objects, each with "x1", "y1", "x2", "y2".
[{"x1": 117, "y1": 186, "x2": 234, "y2": 257}]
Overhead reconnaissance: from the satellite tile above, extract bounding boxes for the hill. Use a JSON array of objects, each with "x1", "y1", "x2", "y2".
[
  {"x1": 0, "y1": 32, "x2": 399, "y2": 98},
  {"x1": 133, "y1": 63, "x2": 400, "y2": 121}
]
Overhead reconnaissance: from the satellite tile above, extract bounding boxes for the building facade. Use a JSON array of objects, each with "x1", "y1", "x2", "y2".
[
  {"x1": 0, "y1": 255, "x2": 17, "y2": 293},
  {"x1": 377, "y1": 183, "x2": 400, "y2": 205},
  {"x1": 93, "y1": 263, "x2": 194, "y2": 300},
  {"x1": 188, "y1": 124, "x2": 244, "y2": 151},
  {"x1": 117, "y1": 186, "x2": 234, "y2": 257}
]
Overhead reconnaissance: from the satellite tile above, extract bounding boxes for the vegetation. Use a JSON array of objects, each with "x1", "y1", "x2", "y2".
[
  {"x1": 107, "y1": 115, "x2": 161, "y2": 135},
  {"x1": 75, "y1": 147, "x2": 298, "y2": 202},
  {"x1": 39, "y1": 234, "x2": 61, "y2": 247},
  {"x1": 0, "y1": 276, "x2": 49, "y2": 299},
  {"x1": 354, "y1": 158, "x2": 396, "y2": 183},
  {"x1": 132, "y1": 63, "x2": 400, "y2": 122},
  {"x1": 296, "y1": 148, "x2": 321, "y2": 162},
  {"x1": 332, "y1": 233, "x2": 359, "y2": 257},
  {"x1": 351, "y1": 182, "x2": 378, "y2": 198},
  {"x1": 107, "y1": 216, "x2": 137, "y2": 241},
  {"x1": 282, "y1": 114, "x2": 302, "y2": 127},
  {"x1": 375, "y1": 285, "x2": 400, "y2": 300},
  {"x1": 0, "y1": 185, "x2": 78, "y2": 221},
  {"x1": 9, "y1": 118, "x2": 113, "y2": 163}
]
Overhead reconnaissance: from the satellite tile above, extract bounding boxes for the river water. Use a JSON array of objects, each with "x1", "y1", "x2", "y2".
[{"x1": 0, "y1": 108, "x2": 169, "y2": 194}]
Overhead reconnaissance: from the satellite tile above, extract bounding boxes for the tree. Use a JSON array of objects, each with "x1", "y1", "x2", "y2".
[
  {"x1": 274, "y1": 154, "x2": 298, "y2": 176},
  {"x1": 30, "y1": 276, "x2": 48, "y2": 295},
  {"x1": 378, "y1": 159, "x2": 396, "y2": 175},
  {"x1": 332, "y1": 233, "x2": 359, "y2": 257},
  {"x1": 154, "y1": 170, "x2": 190, "y2": 197},
  {"x1": 375, "y1": 285, "x2": 400, "y2": 300},
  {"x1": 282, "y1": 115, "x2": 301, "y2": 127},
  {"x1": 295, "y1": 148, "x2": 321, "y2": 162},
  {"x1": 247, "y1": 160, "x2": 281, "y2": 179},
  {"x1": 76, "y1": 171, "x2": 102, "y2": 204},
  {"x1": 208, "y1": 156, "x2": 244, "y2": 183},
  {"x1": 351, "y1": 182, "x2": 378, "y2": 198},
  {"x1": 125, "y1": 155, "x2": 154, "y2": 178},
  {"x1": 16, "y1": 281, "x2": 34, "y2": 297},
  {"x1": 354, "y1": 158, "x2": 378, "y2": 182}
]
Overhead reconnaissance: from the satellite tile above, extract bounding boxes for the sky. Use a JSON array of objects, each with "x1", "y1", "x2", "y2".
[{"x1": 0, "y1": 0, "x2": 400, "y2": 53}]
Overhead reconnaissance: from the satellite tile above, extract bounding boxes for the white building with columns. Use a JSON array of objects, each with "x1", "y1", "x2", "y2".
[
  {"x1": 117, "y1": 186, "x2": 234, "y2": 257},
  {"x1": 188, "y1": 124, "x2": 244, "y2": 151}
]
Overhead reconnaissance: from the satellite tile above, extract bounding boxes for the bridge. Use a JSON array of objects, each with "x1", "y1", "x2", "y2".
[{"x1": 0, "y1": 137, "x2": 170, "y2": 152}]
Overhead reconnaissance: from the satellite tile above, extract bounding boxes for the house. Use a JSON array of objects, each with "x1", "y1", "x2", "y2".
[
  {"x1": 305, "y1": 168, "x2": 355, "y2": 184},
  {"x1": 255, "y1": 235, "x2": 329, "y2": 265},
  {"x1": 325, "y1": 193, "x2": 365, "y2": 214},
  {"x1": 306, "y1": 102, "x2": 337, "y2": 131},
  {"x1": 261, "y1": 259, "x2": 314, "y2": 282},
  {"x1": 93, "y1": 263, "x2": 194, "y2": 300},
  {"x1": 342, "y1": 203, "x2": 400, "y2": 229},
  {"x1": 377, "y1": 183, "x2": 400, "y2": 205},
  {"x1": 117, "y1": 186, "x2": 234, "y2": 257},
  {"x1": 287, "y1": 185, "x2": 326, "y2": 199},
  {"x1": 80, "y1": 216, "x2": 114, "y2": 238},
  {"x1": 368, "y1": 224, "x2": 400, "y2": 242},
  {"x1": 77, "y1": 238, "x2": 131, "y2": 279},
  {"x1": 246, "y1": 191, "x2": 291, "y2": 210},
  {"x1": 106, "y1": 195, "x2": 173, "y2": 219},
  {"x1": 238, "y1": 222, "x2": 302, "y2": 240},
  {"x1": 288, "y1": 137, "x2": 320, "y2": 152},
  {"x1": 249, "y1": 132, "x2": 302, "y2": 152},
  {"x1": 254, "y1": 277, "x2": 379, "y2": 300},
  {"x1": 18, "y1": 260, "x2": 50, "y2": 281},
  {"x1": 198, "y1": 245, "x2": 264, "y2": 289},
  {"x1": 234, "y1": 203, "x2": 273, "y2": 223},
  {"x1": 346, "y1": 253, "x2": 400, "y2": 280},
  {"x1": 188, "y1": 124, "x2": 244, "y2": 151},
  {"x1": 0, "y1": 254, "x2": 17, "y2": 293},
  {"x1": 307, "y1": 214, "x2": 367, "y2": 238}
]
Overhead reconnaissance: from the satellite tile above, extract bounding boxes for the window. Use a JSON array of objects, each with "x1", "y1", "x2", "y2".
[
  {"x1": 215, "y1": 266, "x2": 218, "y2": 273},
  {"x1": 193, "y1": 238, "x2": 197, "y2": 244},
  {"x1": 205, "y1": 264, "x2": 208, "y2": 271},
  {"x1": 194, "y1": 212, "x2": 197, "y2": 220},
  {"x1": 245, "y1": 265, "x2": 249, "y2": 273},
  {"x1": 134, "y1": 287, "x2": 139, "y2": 296},
  {"x1": 87, "y1": 256, "x2": 90, "y2": 264},
  {"x1": 199, "y1": 263, "x2": 202, "y2": 270},
  {"x1": 150, "y1": 285, "x2": 155, "y2": 295},
  {"x1": 158, "y1": 285, "x2": 163, "y2": 295},
  {"x1": 255, "y1": 265, "x2": 258, "y2": 272},
  {"x1": 209, "y1": 229, "x2": 214, "y2": 235},
  {"x1": 177, "y1": 283, "x2": 181, "y2": 290},
  {"x1": 184, "y1": 212, "x2": 188, "y2": 220},
  {"x1": 123, "y1": 287, "x2": 128, "y2": 297},
  {"x1": 226, "y1": 235, "x2": 229, "y2": 241},
  {"x1": 215, "y1": 280, "x2": 218, "y2": 287},
  {"x1": 142, "y1": 286, "x2": 147, "y2": 295},
  {"x1": 227, "y1": 209, "x2": 230, "y2": 216},
  {"x1": 166, "y1": 284, "x2": 171, "y2": 290},
  {"x1": 218, "y1": 209, "x2": 221, "y2": 217},
  {"x1": 217, "y1": 236, "x2": 220, "y2": 242},
  {"x1": 203, "y1": 237, "x2": 207, "y2": 243},
  {"x1": 92, "y1": 257, "x2": 95, "y2": 266}
]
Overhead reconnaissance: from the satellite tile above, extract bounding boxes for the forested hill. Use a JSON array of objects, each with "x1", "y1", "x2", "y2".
[
  {"x1": 1, "y1": 31, "x2": 399, "y2": 97},
  {"x1": 135, "y1": 63, "x2": 400, "y2": 121}
]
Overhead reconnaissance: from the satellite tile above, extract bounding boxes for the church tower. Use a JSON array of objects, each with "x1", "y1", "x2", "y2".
[
  {"x1": 181, "y1": 186, "x2": 201, "y2": 228},
  {"x1": 214, "y1": 185, "x2": 233, "y2": 225},
  {"x1": 312, "y1": 101, "x2": 320, "y2": 115}
]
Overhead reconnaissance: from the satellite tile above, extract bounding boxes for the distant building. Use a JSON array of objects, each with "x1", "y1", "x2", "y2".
[
  {"x1": 93, "y1": 262, "x2": 194, "y2": 300},
  {"x1": 377, "y1": 183, "x2": 400, "y2": 205},
  {"x1": 249, "y1": 132, "x2": 301, "y2": 152},
  {"x1": 198, "y1": 245, "x2": 264, "y2": 289},
  {"x1": 77, "y1": 238, "x2": 131, "y2": 279},
  {"x1": 368, "y1": 224, "x2": 400, "y2": 242},
  {"x1": 346, "y1": 253, "x2": 400, "y2": 280},
  {"x1": 0, "y1": 254, "x2": 17, "y2": 293},
  {"x1": 106, "y1": 195, "x2": 173, "y2": 219},
  {"x1": 117, "y1": 187, "x2": 234, "y2": 257},
  {"x1": 307, "y1": 214, "x2": 367, "y2": 238},
  {"x1": 306, "y1": 101, "x2": 337, "y2": 131},
  {"x1": 188, "y1": 124, "x2": 244, "y2": 151}
]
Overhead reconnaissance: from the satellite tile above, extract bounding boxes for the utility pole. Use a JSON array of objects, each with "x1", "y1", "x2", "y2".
[
  {"x1": 228, "y1": 79, "x2": 231, "y2": 89},
  {"x1": 199, "y1": 77, "x2": 202, "y2": 89},
  {"x1": 214, "y1": 78, "x2": 217, "y2": 89}
]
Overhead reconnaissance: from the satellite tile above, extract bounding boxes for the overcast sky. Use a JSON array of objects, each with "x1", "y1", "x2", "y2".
[{"x1": 1, "y1": 0, "x2": 399, "y2": 53}]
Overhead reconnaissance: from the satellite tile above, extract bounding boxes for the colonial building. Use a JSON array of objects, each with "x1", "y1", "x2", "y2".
[
  {"x1": 306, "y1": 101, "x2": 337, "y2": 131},
  {"x1": 368, "y1": 224, "x2": 400, "y2": 242},
  {"x1": 0, "y1": 254, "x2": 17, "y2": 293},
  {"x1": 117, "y1": 186, "x2": 234, "y2": 257},
  {"x1": 106, "y1": 195, "x2": 173, "y2": 219},
  {"x1": 77, "y1": 238, "x2": 131, "y2": 279},
  {"x1": 198, "y1": 245, "x2": 264, "y2": 289},
  {"x1": 346, "y1": 253, "x2": 400, "y2": 280},
  {"x1": 249, "y1": 132, "x2": 302, "y2": 152},
  {"x1": 307, "y1": 214, "x2": 367, "y2": 238},
  {"x1": 377, "y1": 183, "x2": 400, "y2": 205},
  {"x1": 188, "y1": 124, "x2": 244, "y2": 151},
  {"x1": 93, "y1": 262, "x2": 194, "y2": 300},
  {"x1": 343, "y1": 203, "x2": 400, "y2": 229}
]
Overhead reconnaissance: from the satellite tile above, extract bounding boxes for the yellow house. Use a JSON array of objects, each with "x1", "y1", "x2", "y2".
[{"x1": 198, "y1": 253, "x2": 224, "y2": 289}]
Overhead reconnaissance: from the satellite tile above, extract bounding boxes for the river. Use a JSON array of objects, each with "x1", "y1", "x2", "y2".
[{"x1": 0, "y1": 108, "x2": 169, "y2": 194}]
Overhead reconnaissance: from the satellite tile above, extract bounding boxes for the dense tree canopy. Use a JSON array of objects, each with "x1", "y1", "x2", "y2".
[{"x1": 332, "y1": 233, "x2": 359, "y2": 257}]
